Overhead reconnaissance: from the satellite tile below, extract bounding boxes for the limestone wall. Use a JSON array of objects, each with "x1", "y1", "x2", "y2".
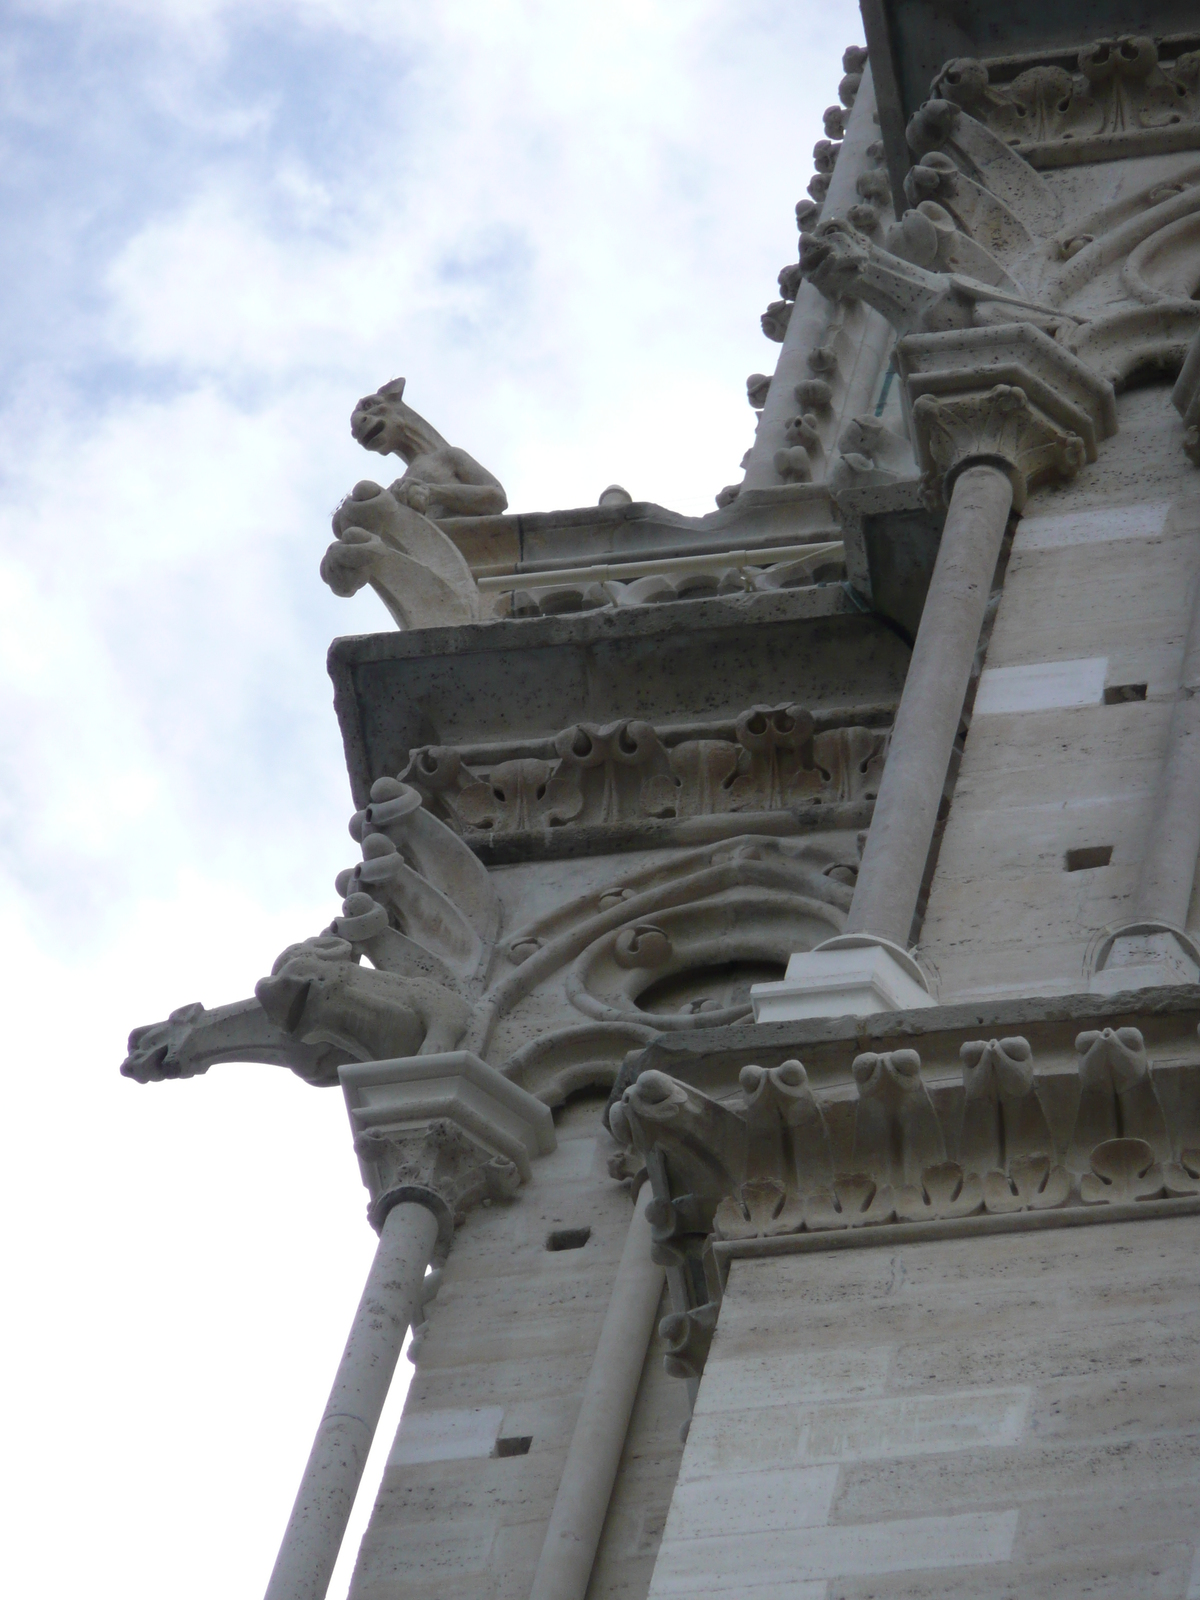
[
  {"x1": 922, "y1": 384, "x2": 1200, "y2": 1003},
  {"x1": 648, "y1": 1214, "x2": 1200, "y2": 1598},
  {"x1": 348, "y1": 1099, "x2": 689, "y2": 1599}
]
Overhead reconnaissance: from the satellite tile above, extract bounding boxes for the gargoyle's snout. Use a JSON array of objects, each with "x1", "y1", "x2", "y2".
[
  {"x1": 255, "y1": 973, "x2": 314, "y2": 1036},
  {"x1": 120, "y1": 1042, "x2": 172, "y2": 1082},
  {"x1": 799, "y1": 234, "x2": 832, "y2": 275}
]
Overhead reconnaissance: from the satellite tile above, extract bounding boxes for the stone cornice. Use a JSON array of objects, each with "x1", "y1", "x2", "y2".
[
  {"x1": 624, "y1": 984, "x2": 1200, "y2": 1098},
  {"x1": 929, "y1": 34, "x2": 1200, "y2": 169},
  {"x1": 610, "y1": 1016, "x2": 1200, "y2": 1302}
]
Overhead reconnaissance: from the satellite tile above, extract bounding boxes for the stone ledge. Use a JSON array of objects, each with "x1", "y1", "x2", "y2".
[
  {"x1": 624, "y1": 984, "x2": 1200, "y2": 1101},
  {"x1": 711, "y1": 1192, "x2": 1200, "y2": 1275},
  {"x1": 434, "y1": 484, "x2": 840, "y2": 575},
  {"x1": 330, "y1": 589, "x2": 909, "y2": 808}
]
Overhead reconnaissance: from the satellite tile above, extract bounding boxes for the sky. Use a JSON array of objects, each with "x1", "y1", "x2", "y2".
[{"x1": 0, "y1": 2, "x2": 861, "y2": 1594}]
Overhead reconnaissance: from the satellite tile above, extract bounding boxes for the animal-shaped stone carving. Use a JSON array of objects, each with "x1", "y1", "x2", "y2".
[
  {"x1": 349, "y1": 377, "x2": 506, "y2": 519},
  {"x1": 121, "y1": 996, "x2": 350, "y2": 1087},
  {"x1": 800, "y1": 216, "x2": 1075, "y2": 338},
  {"x1": 254, "y1": 935, "x2": 472, "y2": 1063}
]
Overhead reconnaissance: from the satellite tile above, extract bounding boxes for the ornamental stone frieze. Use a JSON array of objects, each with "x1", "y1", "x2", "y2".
[
  {"x1": 609, "y1": 1023, "x2": 1200, "y2": 1245},
  {"x1": 929, "y1": 37, "x2": 1200, "y2": 165},
  {"x1": 608, "y1": 1016, "x2": 1200, "y2": 1385},
  {"x1": 397, "y1": 706, "x2": 890, "y2": 838}
]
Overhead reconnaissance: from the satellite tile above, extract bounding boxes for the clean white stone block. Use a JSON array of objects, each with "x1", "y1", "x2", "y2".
[
  {"x1": 794, "y1": 1388, "x2": 1030, "y2": 1464},
  {"x1": 685, "y1": 1388, "x2": 1028, "y2": 1473},
  {"x1": 388, "y1": 1404, "x2": 504, "y2": 1466},
  {"x1": 1014, "y1": 500, "x2": 1169, "y2": 551},
  {"x1": 695, "y1": 1348, "x2": 892, "y2": 1413},
  {"x1": 973, "y1": 657, "x2": 1107, "y2": 716},
  {"x1": 751, "y1": 944, "x2": 933, "y2": 1021},
  {"x1": 667, "y1": 1464, "x2": 839, "y2": 1538},
  {"x1": 648, "y1": 1509, "x2": 1019, "y2": 1593}
]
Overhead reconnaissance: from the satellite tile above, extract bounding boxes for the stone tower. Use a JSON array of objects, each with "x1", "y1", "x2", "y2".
[{"x1": 122, "y1": 2, "x2": 1200, "y2": 1595}]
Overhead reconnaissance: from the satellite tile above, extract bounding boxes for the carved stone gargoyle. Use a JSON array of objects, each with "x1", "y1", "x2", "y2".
[
  {"x1": 799, "y1": 216, "x2": 1077, "y2": 339},
  {"x1": 123, "y1": 782, "x2": 499, "y2": 1087},
  {"x1": 350, "y1": 377, "x2": 507, "y2": 520},
  {"x1": 321, "y1": 378, "x2": 505, "y2": 629}
]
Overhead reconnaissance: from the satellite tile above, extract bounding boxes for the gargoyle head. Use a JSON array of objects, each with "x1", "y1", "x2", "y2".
[
  {"x1": 350, "y1": 378, "x2": 446, "y2": 462},
  {"x1": 121, "y1": 1002, "x2": 206, "y2": 1081},
  {"x1": 800, "y1": 218, "x2": 869, "y2": 300}
]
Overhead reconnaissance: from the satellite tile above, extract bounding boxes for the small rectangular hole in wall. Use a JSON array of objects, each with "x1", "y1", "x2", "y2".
[
  {"x1": 493, "y1": 1435, "x2": 532, "y2": 1458},
  {"x1": 1065, "y1": 845, "x2": 1113, "y2": 872},
  {"x1": 1104, "y1": 683, "x2": 1148, "y2": 704},
  {"x1": 546, "y1": 1226, "x2": 591, "y2": 1252}
]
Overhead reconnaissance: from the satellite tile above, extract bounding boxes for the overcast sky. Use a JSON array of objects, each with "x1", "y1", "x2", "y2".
[{"x1": 0, "y1": 2, "x2": 860, "y2": 1593}]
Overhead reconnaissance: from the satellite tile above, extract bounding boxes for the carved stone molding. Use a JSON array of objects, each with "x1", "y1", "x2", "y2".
[
  {"x1": 911, "y1": 385, "x2": 1085, "y2": 508},
  {"x1": 341, "y1": 1053, "x2": 556, "y2": 1249},
  {"x1": 501, "y1": 544, "x2": 845, "y2": 618},
  {"x1": 929, "y1": 37, "x2": 1200, "y2": 165},
  {"x1": 894, "y1": 323, "x2": 1117, "y2": 508},
  {"x1": 401, "y1": 708, "x2": 889, "y2": 838},
  {"x1": 608, "y1": 1024, "x2": 1200, "y2": 1382}
]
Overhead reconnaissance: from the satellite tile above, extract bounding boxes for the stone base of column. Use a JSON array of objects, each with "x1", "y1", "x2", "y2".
[
  {"x1": 1090, "y1": 924, "x2": 1200, "y2": 996},
  {"x1": 750, "y1": 934, "x2": 935, "y2": 1022}
]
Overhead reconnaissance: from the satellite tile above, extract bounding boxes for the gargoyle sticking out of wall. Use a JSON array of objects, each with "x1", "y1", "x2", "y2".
[
  {"x1": 321, "y1": 378, "x2": 507, "y2": 630},
  {"x1": 800, "y1": 216, "x2": 1080, "y2": 340}
]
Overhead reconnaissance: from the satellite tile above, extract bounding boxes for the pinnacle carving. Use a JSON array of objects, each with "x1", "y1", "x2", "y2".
[{"x1": 911, "y1": 384, "x2": 1086, "y2": 508}]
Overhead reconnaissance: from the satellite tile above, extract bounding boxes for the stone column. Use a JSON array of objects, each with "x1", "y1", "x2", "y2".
[
  {"x1": 753, "y1": 327, "x2": 1115, "y2": 1021},
  {"x1": 1093, "y1": 568, "x2": 1200, "y2": 990},
  {"x1": 263, "y1": 1052, "x2": 556, "y2": 1600},
  {"x1": 845, "y1": 461, "x2": 1013, "y2": 944},
  {"x1": 528, "y1": 1184, "x2": 664, "y2": 1600},
  {"x1": 264, "y1": 1200, "x2": 439, "y2": 1600}
]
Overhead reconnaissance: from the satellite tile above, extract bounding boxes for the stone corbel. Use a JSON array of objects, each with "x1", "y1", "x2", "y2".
[
  {"x1": 911, "y1": 384, "x2": 1083, "y2": 510},
  {"x1": 341, "y1": 1052, "x2": 557, "y2": 1251},
  {"x1": 894, "y1": 323, "x2": 1117, "y2": 509}
]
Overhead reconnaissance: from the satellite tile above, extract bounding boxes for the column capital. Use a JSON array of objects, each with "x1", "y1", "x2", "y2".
[
  {"x1": 895, "y1": 323, "x2": 1117, "y2": 508},
  {"x1": 341, "y1": 1052, "x2": 557, "y2": 1252}
]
